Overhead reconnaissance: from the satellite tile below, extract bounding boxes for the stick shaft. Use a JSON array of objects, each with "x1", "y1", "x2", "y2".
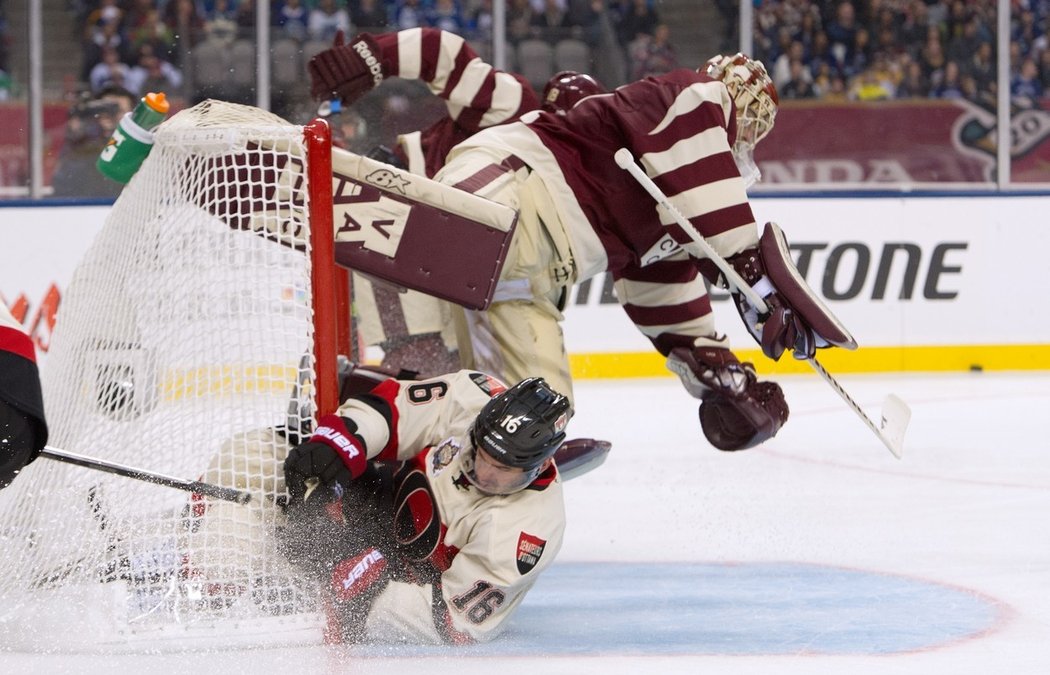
[{"x1": 40, "y1": 446, "x2": 252, "y2": 504}]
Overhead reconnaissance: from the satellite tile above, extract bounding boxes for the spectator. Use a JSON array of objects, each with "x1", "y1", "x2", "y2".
[
  {"x1": 895, "y1": 57, "x2": 929, "y2": 98},
  {"x1": 825, "y1": 1, "x2": 859, "y2": 67},
  {"x1": 531, "y1": 0, "x2": 572, "y2": 42},
  {"x1": 89, "y1": 45, "x2": 131, "y2": 94},
  {"x1": 781, "y1": 59, "x2": 817, "y2": 99},
  {"x1": 203, "y1": 0, "x2": 239, "y2": 43},
  {"x1": 931, "y1": 59, "x2": 964, "y2": 99},
  {"x1": 1011, "y1": 56, "x2": 1045, "y2": 104},
  {"x1": 125, "y1": 0, "x2": 176, "y2": 57},
  {"x1": 772, "y1": 39, "x2": 808, "y2": 90},
  {"x1": 309, "y1": 0, "x2": 352, "y2": 43},
  {"x1": 1039, "y1": 48, "x2": 1050, "y2": 95},
  {"x1": 965, "y1": 40, "x2": 995, "y2": 93},
  {"x1": 507, "y1": 0, "x2": 536, "y2": 44},
  {"x1": 163, "y1": 0, "x2": 206, "y2": 54},
  {"x1": 352, "y1": 0, "x2": 390, "y2": 31},
  {"x1": 426, "y1": 0, "x2": 466, "y2": 34},
  {"x1": 125, "y1": 43, "x2": 184, "y2": 97},
  {"x1": 467, "y1": 0, "x2": 495, "y2": 42},
  {"x1": 276, "y1": 0, "x2": 310, "y2": 41},
  {"x1": 612, "y1": 0, "x2": 659, "y2": 48},
  {"x1": 629, "y1": 22, "x2": 678, "y2": 80},
  {"x1": 394, "y1": 0, "x2": 427, "y2": 30},
  {"x1": 566, "y1": 0, "x2": 604, "y2": 46},
  {"x1": 919, "y1": 29, "x2": 948, "y2": 85},
  {"x1": 51, "y1": 86, "x2": 137, "y2": 198},
  {"x1": 849, "y1": 68, "x2": 893, "y2": 101},
  {"x1": 234, "y1": 0, "x2": 256, "y2": 35}
]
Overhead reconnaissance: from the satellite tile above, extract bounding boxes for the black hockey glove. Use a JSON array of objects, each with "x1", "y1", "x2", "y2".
[
  {"x1": 308, "y1": 31, "x2": 388, "y2": 104},
  {"x1": 283, "y1": 414, "x2": 367, "y2": 509},
  {"x1": 280, "y1": 414, "x2": 370, "y2": 575}
]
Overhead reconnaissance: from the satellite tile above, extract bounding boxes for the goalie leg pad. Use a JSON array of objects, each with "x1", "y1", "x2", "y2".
[{"x1": 757, "y1": 222, "x2": 857, "y2": 353}]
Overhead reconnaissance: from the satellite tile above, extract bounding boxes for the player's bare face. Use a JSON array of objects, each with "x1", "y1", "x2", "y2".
[{"x1": 470, "y1": 447, "x2": 531, "y2": 495}]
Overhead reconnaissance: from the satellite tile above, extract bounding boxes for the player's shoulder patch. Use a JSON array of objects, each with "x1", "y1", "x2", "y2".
[
  {"x1": 516, "y1": 531, "x2": 547, "y2": 575},
  {"x1": 468, "y1": 371, "x2": 507, "y2": 397}
]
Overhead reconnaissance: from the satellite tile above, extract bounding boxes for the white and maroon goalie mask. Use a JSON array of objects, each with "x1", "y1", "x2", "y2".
[{"x1": 704, "y1": 53, "x2": 778, "y2": 187}]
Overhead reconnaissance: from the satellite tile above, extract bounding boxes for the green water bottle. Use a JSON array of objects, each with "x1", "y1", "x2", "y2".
[{"x1": 96, "y1": 91, "x2": 170, "y2": 184}]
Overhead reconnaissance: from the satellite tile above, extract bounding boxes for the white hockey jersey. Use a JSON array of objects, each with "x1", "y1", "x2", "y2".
[{"x1": 336, "y1": 369, "x2": 566, "y2": 644}]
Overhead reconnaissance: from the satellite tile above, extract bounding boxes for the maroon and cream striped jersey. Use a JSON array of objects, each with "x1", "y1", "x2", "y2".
[
  {"x1": 447, "y1": 68, "x2": 762, "y2": 355},
  {"x1": 373, "y1": 28, "x2": 541, "y2": 177}
]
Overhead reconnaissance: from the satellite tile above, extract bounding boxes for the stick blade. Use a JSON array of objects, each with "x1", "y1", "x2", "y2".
[{"x1": 879, "y1": 394, "x2": 911, "y2": 459}]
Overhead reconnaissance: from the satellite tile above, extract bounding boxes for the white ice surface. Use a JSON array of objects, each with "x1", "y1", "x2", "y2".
[{"x1": 3, "y1": 372, "x2": 1049, "y2": 674}]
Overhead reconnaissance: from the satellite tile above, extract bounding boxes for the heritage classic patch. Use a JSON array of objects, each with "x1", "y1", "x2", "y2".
[{"x1": 516, "y1": 532, "x2": 547, "y2": 575}]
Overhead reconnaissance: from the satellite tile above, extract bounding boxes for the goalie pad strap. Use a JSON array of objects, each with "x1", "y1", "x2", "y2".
[{"x1": 758, "y1": 222, "x2": 857, "y2": 351}]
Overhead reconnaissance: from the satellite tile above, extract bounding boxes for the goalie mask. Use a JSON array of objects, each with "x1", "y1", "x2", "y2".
[
  {"x1": 464, "y1": 377, "x2": 572, "y2": 495},
  {"x1": 704, "y1": 53, "x2": 778, "y2": 187},
  {"x1": 542, "y1": 71, "x2": 606, "y2": 115}
]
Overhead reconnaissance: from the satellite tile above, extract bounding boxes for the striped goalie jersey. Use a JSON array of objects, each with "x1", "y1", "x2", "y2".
[
  {"x1": 336, "y1": 369, "x2": 565, "y2": 644},
  {"x1": 447, "y1": 68, "x2": 762, "y2": 356},
  {"x1": 372, "y1": 27, "x2": 541, "y2": 177}
]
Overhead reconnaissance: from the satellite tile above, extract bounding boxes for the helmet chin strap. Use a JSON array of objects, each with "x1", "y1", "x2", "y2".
[{"x1": 733, "y1": 149, "x2": 762, "y2": 189}]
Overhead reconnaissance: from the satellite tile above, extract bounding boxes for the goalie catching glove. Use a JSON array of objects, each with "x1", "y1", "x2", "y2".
[
  {"x1": 308, "y1": 31, "x2": 389, "y2": 104},
  {"x1": 703, "y1": 222, "x2": 858, "y2": 362},
  {"x1": 667, "y1": 346, "x2": 788, "y2": 451}
]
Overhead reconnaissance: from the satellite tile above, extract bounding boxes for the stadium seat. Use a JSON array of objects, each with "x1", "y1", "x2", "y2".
[
  {"x1": 554, "y1": 38, "x2": 592, "y2": 74},
  {"x1": 191, "y1": 37, "x2": 229, "y2": 98},
  {"x1": 228, "y1": 39, "x2": 257, "y2": 88},
  {"x1": 516, "y1": 39, "x2": 554, "y2": 90},
  {"x1": 271, "y1": 38, "x2": 302, "y2": 89}
]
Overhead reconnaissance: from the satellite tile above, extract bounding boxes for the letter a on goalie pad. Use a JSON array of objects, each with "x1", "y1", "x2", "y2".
[{"x1": 330, "y1": 149, "x2": 518, "y2": 310}]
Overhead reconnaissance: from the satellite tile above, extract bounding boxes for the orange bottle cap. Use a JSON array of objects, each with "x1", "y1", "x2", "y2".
[{"x1": 144, "y1": 92, "x2": 170, "y2": 114}]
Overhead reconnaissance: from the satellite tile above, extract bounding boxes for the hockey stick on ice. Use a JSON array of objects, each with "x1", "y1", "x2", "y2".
[
  {"x1": 40, "y1": 446, "x2": 252, "y2": 504},
  {"x1": 613, "y1": 148, "x2": 910, "y2": 458}
]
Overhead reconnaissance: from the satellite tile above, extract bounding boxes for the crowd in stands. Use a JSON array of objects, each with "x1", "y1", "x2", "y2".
[
  {"x1": 745, "y1": 0, "x2": 1050, "y2": 106},
  {"x1": 66, "y1": 1, "x2": 686, "y2": 105},
  {"x1": 57, "y1": 1, "x2": 1050, "y2": 109}
]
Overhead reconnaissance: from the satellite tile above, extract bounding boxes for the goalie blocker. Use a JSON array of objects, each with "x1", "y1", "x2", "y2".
[{"x1": 703, "y1": 222, "x2": 858, "y2": 362}]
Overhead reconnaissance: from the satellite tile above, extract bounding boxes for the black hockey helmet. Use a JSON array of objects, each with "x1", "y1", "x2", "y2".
[
  {"x1": 471, "y1": 377, "x2": 573, "y2": 471},
  {"x1": 541, "y1": 71, "x2": 606, "y2": 115}
]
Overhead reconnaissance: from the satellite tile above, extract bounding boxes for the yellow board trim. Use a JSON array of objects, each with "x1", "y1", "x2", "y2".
[{"x1": 569, "y1": 345, "x2": 1050, "y2": 379}]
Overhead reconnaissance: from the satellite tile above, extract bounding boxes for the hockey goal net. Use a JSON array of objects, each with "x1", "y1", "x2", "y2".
[{"x1": 0, "y1": 100, "x2": 348, "y2": 652}]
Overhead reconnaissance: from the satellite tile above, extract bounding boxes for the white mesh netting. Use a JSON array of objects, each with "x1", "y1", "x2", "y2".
[{"x1": 0, "y1": 100, "x2": 330, "y2": 651}]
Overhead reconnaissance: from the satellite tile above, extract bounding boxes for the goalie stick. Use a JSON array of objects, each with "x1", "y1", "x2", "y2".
[
  {"x1": 613, "y1": 148, "x2": 910, "y2": 459},
  {"x1": 40, "y1": 446, "x2": 252, "y2": 504}
]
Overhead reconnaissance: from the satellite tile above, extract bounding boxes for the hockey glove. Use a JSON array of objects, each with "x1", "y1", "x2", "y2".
[
  {"x1": 325, "y1": 545, "x2": 392, "y2": 644},
  {"x1": 308, "y1": 31, "x2": 388, "y2": 104},
  {"x1": 281, "y1": 415, "x2": 370, "y2": 574},
  {"x1": 284, "y1": 414, "x2": 368, "y2": 507},
  {"x1": 667, "y1": 346, "x2": 788, "y2": 451},
  {"x1": 700, "y1": 222, "x2": 857, "y2": 362}
]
